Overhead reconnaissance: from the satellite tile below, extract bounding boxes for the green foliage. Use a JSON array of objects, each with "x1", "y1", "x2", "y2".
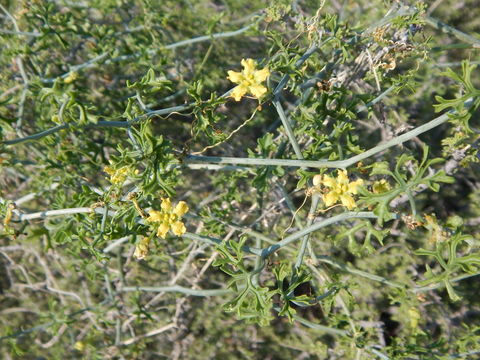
[{"x1": 360, "y1": 146, "x2": 454, "y2": 224}]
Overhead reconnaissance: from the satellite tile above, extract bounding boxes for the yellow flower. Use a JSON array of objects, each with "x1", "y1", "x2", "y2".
[
  {"x1": 74, "y1": 341, "x2": 85, "y2": 351},
  {"x1": 133, "y1": 237, "x2": 151, "y2": 260},
  {"x1": 227, "y1": 58, "x2": 270, "y2": 101},
  {"x1": 104, "y1": 165, "x2": 131, "y2": 185},
  {"x1": 146, "y1": 198, "x2": 189, "y2": 239},
  {"x1": 64, "y1": 72, "x2": 79, "y2": 84},
  {"x1": 314, "y1": 170, "x2": 363, "y2": 210},
  {"x1": 372, "y1": 179, "x2": 391, "y2": 194}
]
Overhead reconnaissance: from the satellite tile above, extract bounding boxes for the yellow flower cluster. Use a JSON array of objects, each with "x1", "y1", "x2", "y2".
[
  {"x1": 313, "y1": 170, "x2": 363, "y2": 210},
  {"x1": 227, "y1": 58, "x2": 270, "y2": 101},
  {"x1": 104, "y1": 165, "x2": 132, "y2": 185},
  {"x1": 146, "y1": 198, "x2": 189, "y2": 239}
]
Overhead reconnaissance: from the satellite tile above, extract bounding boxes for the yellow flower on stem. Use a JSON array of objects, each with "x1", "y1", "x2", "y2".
[
  {"x1": 227, "y1": 58, "x2": 270, "y2": 101},
  {"x1": 64, "y1": 71, "x2": 79, "y2": 84},
  {"x1": 104, "y1": 165, "x2": 132, "y2": 185},
  {"x1": 146, "y1": 198, "x2": 189, "y2": 239},
  {"x1": 313, "y1": 170, "x2": 363, "y2": 210}
]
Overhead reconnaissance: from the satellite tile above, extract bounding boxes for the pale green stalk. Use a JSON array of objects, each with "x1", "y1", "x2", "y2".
[
  {"x1": 412, "y1": 271, "x2": 480, "y2": 293},
  {"x1": 121, "y1": 285, "x2": 232, "y2": 297},
  {"x1": 425, "y1": 16, "x2": 480, "y2": 48},
  {"x1": 185, "y1": 99, "x2": 473, "y2": 169},
  {"x1": 272, "y1": 306, "x2": 348, "y2": 336},
  {"x1": 260, "y1": 212, "x2": 378, "y2": 259},
  {"x1": 316, "y1": 255, "x2": 405, "y2": 289},
  {"x1": 40, "y1": 16, "x2": 264, "y2": 83},
  {"x1": 294, "y1": 194, "x2": 320, "y2": 269}
]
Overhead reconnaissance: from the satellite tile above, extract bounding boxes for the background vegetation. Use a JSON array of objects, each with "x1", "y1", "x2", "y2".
[{"x1": 1, "y1": 0, "x2": 479, "y2": 359}]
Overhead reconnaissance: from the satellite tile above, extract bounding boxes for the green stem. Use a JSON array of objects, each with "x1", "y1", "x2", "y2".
[
  {"x1": 3, "y1": 104, "x2": 191, "y2": 146},
  {"x1": 40, "y1": 15, "x2": 264, "y2": 83},
  {"x1": 294, "y1": 194, "x2": 320, "y2": 269},
  {"x1": 412, "y1": 271, "x2": 480, "y2": 293},
  {"x1": 121, "y1": 285, "x2": 232, "y2": 297},
  {"x1": 271, "y1": 45, "x2": 318, "y2": 159},
  {"x1": 316, "y1": 255, "x2": 405, "y2": 289},
  {"x1": 273, "y1": 98, "x2": 304, "y2": 160},
  {"x1": 425, "y1": 16, "x2": 480, "y2": 48},
  {"x1": 273, "y1": 306, "x2": 348, "y2": 336},
  {"x1": 183, "y1": 232, "x2": 263, "y2": 256},
  {"x1": 185, "y1": 99, "x2": 474, "y2": 169},
  {"x1": 260, "y1": 212, "x2": 379, "y2": 259}
]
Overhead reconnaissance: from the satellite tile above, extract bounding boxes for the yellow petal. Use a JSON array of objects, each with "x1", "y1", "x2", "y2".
[
  {"x1": 348, "y1": 179, "x2": 364, "y2": 194},
  {"x1": 173, "y1": 201, "x2": 189, "y2": 217},
  {"x1": 156, "y1": 223, "x2": 170, "y2": 238},
  {"x1": 249, "y1": 84, "x2": 267, "y2": 98},
  {"x1": 323, "y1": 191, "x2": 339, "y2": 207},
  {"x1": 231, "y1": 85, "x2": 248, "y2": 101},
  {"x1": 340, "y1": 194, "x2": 355, "y2": 210},
  {"x1": 161, "y1": 198, "x2": 172, "y2": 212},
  {"x1": 322, "y1": 175, "x2": 336, "y2": 188},
  {"x1": 147, "y1": 210, "x2": 163, "y2": 223},
  {"x1": 254, "y1": 67, "x2": 270, "y2": 82},
  {"x1": 171, "y1": 221, "x2": 186, "y2": 236},
  {"x1": 241, "y1": 58, "x2": 256, "y2": 74},
  {"x1": 104, "y1": 166, "x2": 115, "y2": 176},
  {"x1": 337, "y1": 170, "x2": 349, "y2": 184},
  {"x1": 227, "y1": 70, "x2": 243, "y2": 84}
]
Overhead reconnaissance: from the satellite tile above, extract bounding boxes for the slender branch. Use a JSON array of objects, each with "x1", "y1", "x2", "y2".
[
  {"x1": 316, "y1": 255, "x2": 405, "y2": 289},
  {"x1": 271, "y1": 44, "x2": 318, "y2": 160},
  {"x1": 183, "y1": 232, "x2": 263, "y2": 256},
  {"x1": 357, "y1": 85, "x2": 396, "y2": 113},
  {"x1": 13, "y1": 207, "x2": 115, "y2": 221},
  {"x1": 0, "y1": 29, "x2": 40, "y2": 36},
  {"x1": 294, "y1": 194, "x2": 320, "y2": 269},
  {"x1": 273, "y1": 99, "x2": 304, "y2": 160},
  {"x1": 366, "y1": 347, "x2": 390, "y2": 360},
  {"x1": 425, "y1": 16, "x2": 480, "y2": 48},
  {"x1": 272, "y1": 306, "x2": 348, "y2": 336},
  {"x1": 260, "y1": 212, "x2": 379, "y2": 259},
  {"x1": 119, "y1": 323, "x2": 176, "y2": 346},
  {"x1": 412, "y1": 271, "x2": 480, "y2": 293},
  {"x1": 121, "y1": 285, "x2": 233, "y2": 297},
  {"x1": 273, "y1": 45, "x2": 319, "y2": 95},
  {"x1": 3, "y1": 104, "x2": 192, "y2": 146},
  {"x1": 40, "y1": 15, "x2": 263, "y2": 83},
  {"x1": 185, "y1": 99, "x2": 474, "y2": 169}
]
